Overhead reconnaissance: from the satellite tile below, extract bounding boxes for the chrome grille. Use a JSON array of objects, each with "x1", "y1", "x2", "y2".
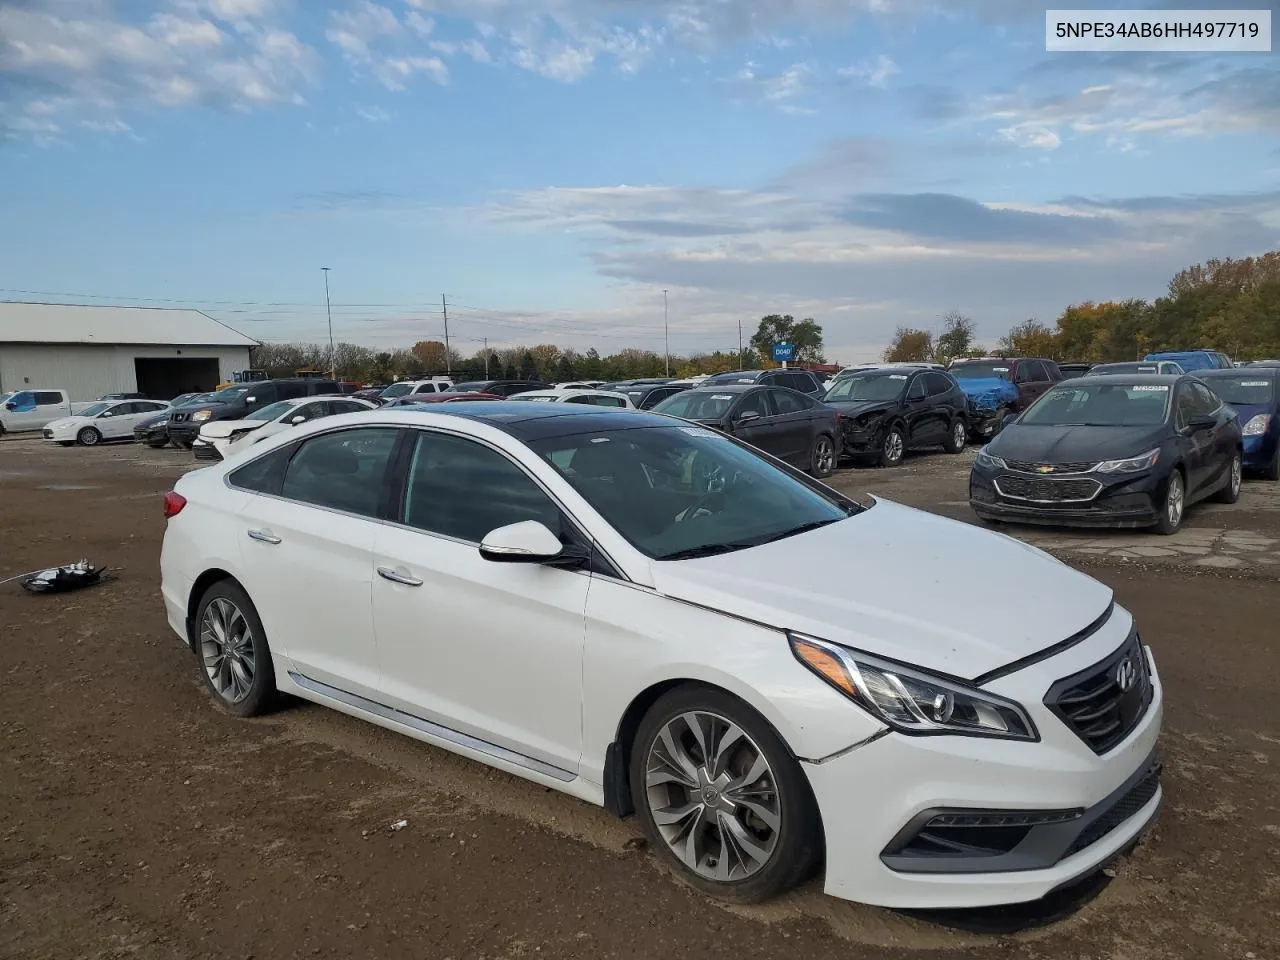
[
  {"x1": 1004, "y1": 459, "x2": 1099, "y2": 474},
  {"x1": 994, "y1": 476, "x2": 1102, "y2": 503},
  {"x1": 1045, "y1": 632, "x2": 1153, "y2": 755}
]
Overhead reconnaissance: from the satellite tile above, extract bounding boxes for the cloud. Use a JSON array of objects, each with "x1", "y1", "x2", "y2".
[
  {"x1": 0, "y1": 0, "x2": 318, "y2": 138},
  {"x1": 326, "y1": 1, "x2": 449, "y2": 88},
  {"x1": 725, "y1": 59, "x2": 814, "y2": 112},
  {"x1": 837, "y1": 53, "x2": 897, "y2": 88}
]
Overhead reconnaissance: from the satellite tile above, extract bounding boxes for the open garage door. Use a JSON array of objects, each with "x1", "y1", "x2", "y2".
[{"x1": 134, "y1": 358, "x2": 220, "y2": 400}]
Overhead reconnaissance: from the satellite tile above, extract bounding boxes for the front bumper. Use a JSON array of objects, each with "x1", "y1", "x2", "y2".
[
  {"x1": 192, "y1": 438, "x2": 223, "y2": 461},
  {"x1": 804, "y1": 618, "x2": 1163, "y2": 909},
  {"x1": 969, "y1": 467, "x2": 1163, "y2": 529},
  {"x1": 167, "y1": 422, "x2": 203, "y2": 444},
  {"x1": 1243, "y1": 433, "x2": 1278, "y2": 470}
]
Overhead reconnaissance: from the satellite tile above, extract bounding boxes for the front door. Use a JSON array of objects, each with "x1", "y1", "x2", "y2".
[
  {"x1": 902, "y1": 375, "x2": 933, "y2": 446},
  {"x1": 371, "y1": 428, "x2": 588, "y2": 775},
  {"x1": 234, "y1": 426, "x2": 401, "y2": 698},
  {"x1": 727, "y1": 389, "x2": 785, "y2": 459},
  {"x1": 763, "y1": 388, "x2": 815, "y2": 465}
]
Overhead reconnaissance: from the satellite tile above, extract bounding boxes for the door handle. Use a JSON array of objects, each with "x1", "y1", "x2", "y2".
[
  {"x1": 247, "y1": 529, "x2": 282, "y2": 544},
  {"x1": 377, "y1": 566, "x2": 423, "y2": 586}
]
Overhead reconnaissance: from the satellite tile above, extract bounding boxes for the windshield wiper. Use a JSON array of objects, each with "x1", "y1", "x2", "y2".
[
  {"x1": 741, "y1": 517, "x2": 844, "y2": 547},
  {"x1": 657, "y1": 543, "x2": 754, "y2": 561}
]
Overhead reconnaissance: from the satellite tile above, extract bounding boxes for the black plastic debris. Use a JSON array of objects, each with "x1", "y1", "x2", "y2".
[{"x1": 4, "y1": 559, "x2": 109, "y2": 594}]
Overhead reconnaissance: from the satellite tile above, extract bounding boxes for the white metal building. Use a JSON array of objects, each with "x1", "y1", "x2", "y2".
[{"x1": 0, "y1": 302, "x2": 258, "y2": 402}]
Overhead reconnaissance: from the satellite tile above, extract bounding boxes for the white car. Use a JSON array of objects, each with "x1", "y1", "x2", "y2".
[
  {"x1": 160, "y1": 405, "x2": 1162, "y2": 910},
  {"x1": 192, "y1": 396, "x2": 376, "y2": 461},
  {"x1": 43, "y1": 399, "x2": 171, "y2": 446},
  {"x1": 505, "y1": 389, "x2": 636, "y2": 408},
  {"x1": 554, "y1": 381, "x2": 606, "y2": 390}
]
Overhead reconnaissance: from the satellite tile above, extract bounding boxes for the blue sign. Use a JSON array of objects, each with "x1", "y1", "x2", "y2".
[{"x1": 772, "y1": 342, "x2": 795, "y2": 362}]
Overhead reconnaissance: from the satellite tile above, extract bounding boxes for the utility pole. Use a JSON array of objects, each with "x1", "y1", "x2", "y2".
[
  {"x1": 663, "y1": 289, "x2": 670, "y2": 376},
  {"x1": 321, "y1": 267, "x2": 334, "y2": 378},
  {"x1": 483, "y1": 336, "x2": 489, "y2": 378},
  {"x1": 738, "y1": 317, "x2": 743, "y2": 368},
  {"x1": 441, "y1": 294, "x2": 451, "y2": 377}
]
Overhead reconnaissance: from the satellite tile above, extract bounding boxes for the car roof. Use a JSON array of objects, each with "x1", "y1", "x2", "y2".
[
  {"x1": 398, "y1": 400, "x2": 672, "y2": 440},
  {"x1": 1065, "y1": 373, "x2": 1188, "y2": 384},
  {"x1": 1199, "y1": 366, "x2": 1278, "y2": 378},
  {"x1": 682, "y1": 383, "x2": 759, "y2": 394}
]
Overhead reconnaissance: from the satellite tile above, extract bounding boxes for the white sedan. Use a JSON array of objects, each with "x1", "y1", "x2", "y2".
[
  {"x1": 505, "y1": 388, "x2": 636, "y2": 408},
  {"x1": 192, "y1": 396, "x2": 376, "y2": 461},
  {"x1": 160, "y1": 403, "x2": 1162, "y2": 910},
  {"x1": 43, "y1": 399, "x2": 171, "y2": 446}
]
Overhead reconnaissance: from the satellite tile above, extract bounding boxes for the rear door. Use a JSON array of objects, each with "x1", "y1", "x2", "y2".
[
  {"x1": 726, "y1": 389, "x2": 784, "y2": 457},
  {"x1": 1014, "y1": 360, "x2": 1052, "y2": 407},
  {"x1": 1174, "y1": 382, "x2": 1214, "y2": 495}
]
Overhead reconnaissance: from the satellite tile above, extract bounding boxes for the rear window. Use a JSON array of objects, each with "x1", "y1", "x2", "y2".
[{"x1": 1200, "y1": 376, "x2": 1276, "y2": 406}]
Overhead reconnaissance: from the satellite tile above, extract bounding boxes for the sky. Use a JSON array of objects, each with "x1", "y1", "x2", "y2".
[{"x1": 1, "y1": 0, "x2": 1278, "y2": 363}]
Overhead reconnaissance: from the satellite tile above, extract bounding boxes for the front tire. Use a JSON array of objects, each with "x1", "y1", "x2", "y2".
[
  {"x1": 629, "y1": 686, "x2": 822, "y2": 904},
  {"x1": 878, "y1": 425, "x2": 906, "y2": 468},
  {"x1": 145, "y1": 438, "x2": 169, "y2": 449},
  {"x1": 76, "y1": 427, "x2": 101, "y2": 446},
  {"x1": 1154, "y1": 468, "x2": 1185, "y2": 535},
  {"x1": 193, "y1": 580, "x2": 276, "y2": 717},
  {"x1": 809, "y1": 434, "x2": 836, "y2": 478},
  {"x1": 943, "y1": 418, "x2": 967, "y2": 454},
  {"x1": 1215, "y1": 452, "x2": 1242, "y2": 503}
]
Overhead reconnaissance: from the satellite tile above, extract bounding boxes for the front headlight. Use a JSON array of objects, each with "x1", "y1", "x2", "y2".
[
  {"x1": 191, "y1": 409, "x2": 213, "y2": 422},
  {"x1": 789, "y1": 633, "x2": 1038, "y2": 741},
  {"x1": 1242, "y1": 414, "x2": 1272, "y2": 436},
  {"x1": 1095, "y1": 448, "x2": 1159, "y2": 473},
  {"x1": 974, "y1": 448, "x2": 1006, "y2": 470}
]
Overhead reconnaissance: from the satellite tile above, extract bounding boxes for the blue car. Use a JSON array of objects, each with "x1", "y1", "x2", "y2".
[
  {"x1": 1198, "y1": 368, "x2": 1280, "y2": 479},
  {"x1": 1144, "y1": 350, "x2": 1233, "y2": 372}
]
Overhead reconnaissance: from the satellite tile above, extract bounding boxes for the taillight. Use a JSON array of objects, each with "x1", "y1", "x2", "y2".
[{"x1": 163, "y1": 491, "x2": 187, "y2": 518}]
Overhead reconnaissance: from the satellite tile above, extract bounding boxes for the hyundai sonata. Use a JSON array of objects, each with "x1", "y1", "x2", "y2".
[{"x1": 160, "y1": 403, "x2": 1162, "y2": 909}]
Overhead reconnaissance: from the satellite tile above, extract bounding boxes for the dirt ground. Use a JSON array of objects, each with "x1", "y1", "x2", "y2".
[{"x1": 1, "y1": 437, "x2": 1278, "y2": 960}]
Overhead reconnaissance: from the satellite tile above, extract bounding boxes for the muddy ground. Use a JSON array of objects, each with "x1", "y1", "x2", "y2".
[{"x1": 1, "y1": 438, "x2": 1277, "y2": 960}]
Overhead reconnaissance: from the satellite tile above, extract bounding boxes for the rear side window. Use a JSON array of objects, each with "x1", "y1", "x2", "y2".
[
  {"x1": 274, "y1": 382, "x2": 306, "y2": 401},
  {"x1": 228, "y1": 442, "x2": 298, "y2": 494},
  {"x1": 35, "y1": 391, "x2": 65, "y2": 405},
  {"x1": 770, "y1": 389, "x2": 808, "y2": 414},
  {"x1": 924, "y1": 373, "x2": 952, "y2": 396},
  {"x1": 279, "y1": 428, "x2": 400, "y2": 518}
]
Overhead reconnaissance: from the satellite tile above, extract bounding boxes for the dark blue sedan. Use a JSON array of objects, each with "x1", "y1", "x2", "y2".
[{"x1": 1200, "y1": 368, "x2": 1280, "y2": 480}]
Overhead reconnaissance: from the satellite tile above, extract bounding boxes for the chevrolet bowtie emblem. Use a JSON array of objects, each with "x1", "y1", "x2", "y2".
[{"x1": 1035, "y1": 465, "x2": 1054, "y2": 473}]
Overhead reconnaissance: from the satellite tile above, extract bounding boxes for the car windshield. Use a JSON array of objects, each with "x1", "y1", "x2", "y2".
[
  {"x1": 1021, "y1": 382, "x2": 1172, "y2": 426},
  {"x1": 244, "y1": 400, "x2": 296, "y2": 421},
  {"x1": 703, "y1": 372, "x2": 758, "y2": 385},
  {"x1": 211, "y1": 386, "x2": 250, "y2": 402},
  {"x1": 530, "y1": 425, "x2": 858, "y2": 560},
  {"x1": 824, "y1": 374, "x2": 908, "y2": 402},
  {"x1": 79, "y1": 402, "x2": 111, "y2": 417},
  {"x1": 1086, "y1": 363, "x2": 1159, "y2": 376},
  {"x1": 950, "y1": 362, "x2": 1011, "y2": 380},
  {"x1": 1200, "y1": 376, "x2": 1277, "y2": 405},
  {"x1": 380, "y1": 383, "x2": 413, "y2": 398},
  {"x1": 449, "y1": 382, "x2": 489, "y2": 392},
  {"x1": 651, "y1": 391, "x2": 736, "y2": 420}
]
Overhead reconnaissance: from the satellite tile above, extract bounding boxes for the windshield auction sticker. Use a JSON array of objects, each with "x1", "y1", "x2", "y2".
[
  {"x1": 1046, "y1": 9, "x2": 1271, "y2": 51},
  {"x1": 1132, "y1": 385, "x2": 1170, "y2": 391}
]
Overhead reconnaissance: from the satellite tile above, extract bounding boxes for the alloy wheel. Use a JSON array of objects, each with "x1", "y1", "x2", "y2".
[
  {"x1": 1167, "y1": 472, "x2": 1184, "y2": 529},
  {"x1": 643, "y1": 710, "x2": 781, "y2": 883},
  {"x1": 815, "y1": 437, "x2": 835, "y2": 474},
  {"x1": 884, "y1": 430, "x2": 905, "y2": 464},
  {"x1": 1230, "y1": 456, "x2": 1242, "y2": 497},
  {"x1": 200, "y1": 597, "x2": 256, "y2": 704},
  {"x1": 952, "y1": 421, "x2": 966, "y2": 449}
]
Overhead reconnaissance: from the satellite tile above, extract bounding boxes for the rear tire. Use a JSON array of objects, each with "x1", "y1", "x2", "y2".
[
  {"x1": 1215, "y1": 452, "x2": 1242, "y2": 503},
  {"x1": 1154, "y1": 468, "x2": 1185, "y2": 536},
  {"x1": 629, "y1": 685, "x2": 822, "y2": 904},
  {"x1": 192, "y1": 580, "x2": 277, "y2": 718},
  {"x1": 76, "y1": 427, "x2": 101, "y2": 446},
  {"x1": 943, "y1": 418, "x2": 967, "y2": 454},
  {"x1": 1263, "y1": 445, "x2": 1280, "y2": 482},
  {"x1": 809, "y1": 434, "x2": 836, "y2": 478}
]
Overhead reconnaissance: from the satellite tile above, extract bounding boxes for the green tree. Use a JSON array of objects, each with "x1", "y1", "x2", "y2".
[
  {"x1": 503, "y1": 363, "x2": 517, "y2": 380},
  {"x1": 998, "y1": 319, "x2": 1060, "y2": 358},
  {"x1": 934, "y1": 311, "x2": 977, "y2": 364},
  {"x1": 555, "y1": 355, "x2": 576, "y2": 382},
  {"x1": 749, "y1": 314, "x2": 825, "y2": 365},
  {"x1": 519, "y1": 351, "x2": 537, "y2": 379}
]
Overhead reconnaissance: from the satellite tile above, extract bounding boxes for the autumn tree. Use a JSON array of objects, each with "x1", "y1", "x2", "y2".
[
  {"x1": 934, "y1": 311, "x2": 980, "y2": 364},
  {"x1": 749, "y1": 315, "x2": 825, "y2": 365},
  {"x1": 997, "y1": 320, "x2": 1059, "y2": 358},
  {"x1": 882, "y1": 327, "x2": 934, "y2": 362}
]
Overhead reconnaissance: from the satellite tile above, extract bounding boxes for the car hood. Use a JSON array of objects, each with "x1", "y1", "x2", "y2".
[
  {"x1": 953, "y1": 377, "x2": 1017, "y2": 400},
  {"x1": 647, "y1": 498, "x2": 1112, "y2": 680},
  {"x1": 824, "y1": 399, "x2": 896, "y2": 419},
  {"x1": 989, "y1": 423, "x2": 1168, "y2": 463},
  {"x1": 175, "y1": 402, "x2": 233, "y2": 416},
  {"x1": 199, "y1": 419, "x2": 268, "y2": 438},
  {"x1": 1224, "y1": 401, "x2": 1272, "y2": 424},
  {"x1": 45, "y1": 416, "x2": 86, "y2": 430}
]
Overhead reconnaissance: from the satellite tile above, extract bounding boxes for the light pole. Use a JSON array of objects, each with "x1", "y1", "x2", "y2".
[
  {"x1": 663, "y1": 289, "x2": 669, "y2": 376},
  {"x1": 321, "y1": 267, "x2": 335, "y2": 378}
]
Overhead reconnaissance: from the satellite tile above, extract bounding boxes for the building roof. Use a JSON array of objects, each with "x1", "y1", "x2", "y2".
[{"x1": 0, "y1": 302, "x2": 258, "y2": 348}]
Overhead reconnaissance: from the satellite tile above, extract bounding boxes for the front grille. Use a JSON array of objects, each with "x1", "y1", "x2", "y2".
[
  {"x1": 1064, "y1": 757, "x2": 1161, "y2": 857},
  {"x1": 171, "y1": 412, "x2": 187, "y2": 423},
  {"x1": 1005, "y1": 459, "x2": 1099, "y2": 474},
  {"x1": 1046, "y1": 633, "x2": 1153, "y2": 754},
  {"x1": 995, "y1": 476, "x2": 1102, "y2": 503}
]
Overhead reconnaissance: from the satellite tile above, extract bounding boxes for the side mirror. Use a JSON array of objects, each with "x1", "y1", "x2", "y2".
[
  {"x1": 734, "y1": 410, "x2": 761, "y2": 424},
  {"x1": 479, "y1": 521, "x2": 565, "y2": 563},
  {"x1": 1187, "y1": 414, "x2": 1216, "y2": 431},
  {"x1": 245, "y1": 396, "x2": 257, "y2": 404},
  {"x1": 290, "y1": 415, "x2": 306, "y2": 425},
  {"x1": 4, "y1": 402, "x2": 14, "y2": 411},
  {"x1": 100, "y1": 411, "x2": 113, "y2": 418}
]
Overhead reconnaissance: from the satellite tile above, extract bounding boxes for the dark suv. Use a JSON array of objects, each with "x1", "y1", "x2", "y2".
[
  {"x1": 167, "y1": 378, "x2": 340, "y2": 448},
  {"x1": 824, "y1": 368, "x2": 969, "y2": 466},
  {"x1": 447, "y1": 380, "x2": 552, "y2": 396},
  {"x1": 701, "y1": 368, "x2": 826, "y2": 396},
  {"x1": 947, "y1": 357, "x2": 1063, "y2": 439}
]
